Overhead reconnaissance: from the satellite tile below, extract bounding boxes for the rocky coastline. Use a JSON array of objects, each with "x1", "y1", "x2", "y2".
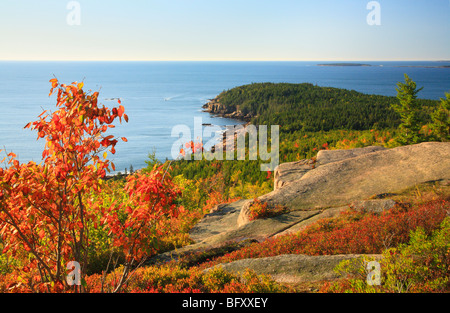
[
  {"x1": 202, "y1": 97, "x2": 255, "y2": 153},
  {"x1": 202, "y1": 97, "x2": 254, "y2": 122}
]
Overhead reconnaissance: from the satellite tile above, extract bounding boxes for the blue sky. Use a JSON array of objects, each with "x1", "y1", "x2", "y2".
[{"x1": 0, "y1": 0, "x2": 449, "y2": 61}]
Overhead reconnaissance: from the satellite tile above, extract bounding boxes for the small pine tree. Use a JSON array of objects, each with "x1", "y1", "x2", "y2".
[
  {"x1": 391, "y1": 74, "x2": 425, "y2": 145},
  {"x1": 129, "y1": 164, "x2": 134, "y2": 174},
  {"x1": 430, "y1": 93, "x2": 450, "y2": 142},
  {"x1": 143, "y1": 149, "x2": 161, "y2": 172}
]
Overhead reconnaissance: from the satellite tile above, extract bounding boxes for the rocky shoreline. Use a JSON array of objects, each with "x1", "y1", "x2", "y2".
[
  {"x1": 202, "y1": 97, "x2": 255, "y2": 153},
  {"x1": 202, "y1": 97, "x2": 254, "y2": 122},
  {"x1": 210, "y1": 122, "x2": 254, "y2": 153}
]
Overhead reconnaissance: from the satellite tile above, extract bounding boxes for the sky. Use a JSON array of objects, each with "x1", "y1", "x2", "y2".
[{"x1": 0, "y1": 0, "x2": 449, "y2": 61}]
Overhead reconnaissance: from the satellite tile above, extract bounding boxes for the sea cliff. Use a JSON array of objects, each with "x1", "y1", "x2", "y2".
[{"x1": 202, "y1": 97, "x2": 254, "y2": 122}]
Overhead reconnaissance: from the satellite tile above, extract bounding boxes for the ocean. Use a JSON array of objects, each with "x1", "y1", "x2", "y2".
[{"x1": 0, "y1": 61, "x2": 449, "y2": 173}]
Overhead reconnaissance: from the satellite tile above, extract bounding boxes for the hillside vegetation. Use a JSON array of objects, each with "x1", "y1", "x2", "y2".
[{"x1": 214, "y1": 82, "x2": 438, "y2": 132}]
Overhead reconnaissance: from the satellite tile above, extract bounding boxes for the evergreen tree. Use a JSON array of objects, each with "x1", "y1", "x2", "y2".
[
  {"x1": 430, "y1": 93, "x2": 450, "y2": 142},
  {"x1": 391, "y1": 74, "x2": 425, "y2": 145}
]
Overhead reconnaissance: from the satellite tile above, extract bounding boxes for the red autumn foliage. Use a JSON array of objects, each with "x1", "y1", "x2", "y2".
[
  {"x1": 82, "y1": 264, "x2": 289, "y2": 293},
  {"x1": 97, "y1": 166, "x2": 183, "y2": 292},
  {"x1": 201, "y1": 199, "x2": 449, "y2": 268},
  {"x1": 0, "y1": 79, "x2": 130, "y2": 291},
  {"x1": 247, "y1": 199, "x2": 287, "y2": 221},
  {"x1": 180, "y1": 140, "x2": 203, "y2": 157}
]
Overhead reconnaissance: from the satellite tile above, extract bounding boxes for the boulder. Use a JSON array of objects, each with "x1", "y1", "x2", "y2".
[
  {"x1": 258, "y1": 142, "x2": 450, "y2": 213},
  {"x1": 274, "y1": 159, "x2": 315, "y2": 190},
  {"x1": 273, "y1": 146, "x2": 386, "y2": 191}
]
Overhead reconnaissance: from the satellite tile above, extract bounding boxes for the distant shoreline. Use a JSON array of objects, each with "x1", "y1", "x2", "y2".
[
  {"x1": 317, "y1": 63, "x2": 450, "y2": 69},
  {"x1": 317, "y1": 63, "x2": 372, "y2": 67},
  {"x1": 396, "y1": 65, "x2": 450, "y2": 69}
]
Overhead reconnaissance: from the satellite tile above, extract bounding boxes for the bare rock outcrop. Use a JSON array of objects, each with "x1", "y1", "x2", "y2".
[
  {"x1": 274, "y1": 159, "x2": 316, "y2": 191},
  {"x1": 242, "y1": 142, "x2": 450, "y2": 225},
  {"x1": 202, "y1": 98, "x2": 253, "y2": 121},
  {"x1": 273, "y1": 146, "x2": 386, "y2": 191},
  {"x1": 316, "y1": 145, "x2": 386, "y2": 166},
  {"x1": 349, "y1": 199, "x2": 397, "y2": 214},
  {"x1": 191, "y1": 142, "x2": 450, "y2": 244}
]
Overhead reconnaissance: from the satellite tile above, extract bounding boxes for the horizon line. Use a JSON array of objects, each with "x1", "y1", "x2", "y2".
[{"x1": 0, "y1": 59, "x2": 449, "y2": 62}]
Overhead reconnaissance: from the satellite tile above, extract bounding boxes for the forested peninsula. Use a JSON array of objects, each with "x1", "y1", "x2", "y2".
[{"x1": 202, "y1": 82, "x2": 438, "y2": 133}]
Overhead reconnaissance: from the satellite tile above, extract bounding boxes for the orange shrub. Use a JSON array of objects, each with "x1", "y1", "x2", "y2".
[{"x1": 248, "y1": 199, "x2": 287, "y2": 221}]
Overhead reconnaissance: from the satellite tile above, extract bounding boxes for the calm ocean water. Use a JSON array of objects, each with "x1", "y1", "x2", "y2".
[{"x1": 0, "y1": 61, "x2": 449, "y2": 173}]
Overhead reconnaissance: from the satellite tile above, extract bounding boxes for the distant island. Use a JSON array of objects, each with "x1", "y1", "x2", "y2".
[
  {"x1": 395, "y1": 65, "x2": 450, "y2": 69},
  {"x1": 317, "y1": 63, "x2": 450, "y2": 69},
  {"x1": 317, "y1": 63, "x2": 372, "y2": 67}
]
